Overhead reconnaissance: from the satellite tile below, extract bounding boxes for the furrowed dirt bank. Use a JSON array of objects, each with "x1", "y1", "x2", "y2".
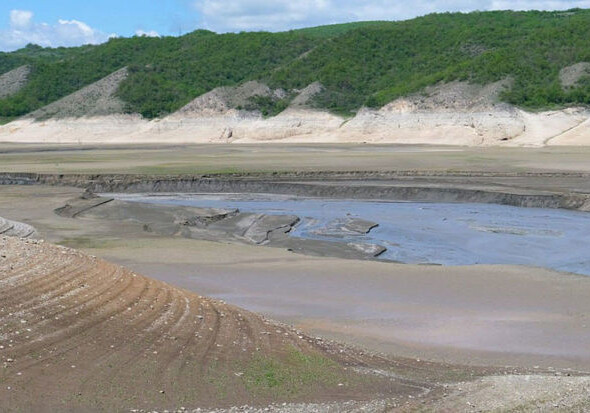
[
  {"x1": 1, "y1": 235, "x2": 433, "y2": 412},
  {"x1": 1, "y1": 171, "x2": 590, "y2": 212}
]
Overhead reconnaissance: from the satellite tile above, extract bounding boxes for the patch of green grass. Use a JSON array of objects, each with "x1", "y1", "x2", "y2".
[
  {"x1": 57, "y1": 237, "x2": 120, "y2": 249},
  {"x1": 0, "y1": 116, "x2": 16, "y2": 125},
  {"x1": 241, "y1": 348, "x2": 343, "y2": 398},
  {"x1": 206, "y1": 360, "x2": 230, "y2": 399}
]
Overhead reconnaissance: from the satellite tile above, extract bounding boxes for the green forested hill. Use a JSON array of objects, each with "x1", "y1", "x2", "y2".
[{"x1": 1, "y1": 9, "x2": 590, "y2": 120}]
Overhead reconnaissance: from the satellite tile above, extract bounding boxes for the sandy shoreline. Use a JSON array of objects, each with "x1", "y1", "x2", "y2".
[
  {"x1": 108, "y1": 251, "x2": 590, "y2": 371},
  {"x1": 3, "y1": 235, "x2": 424, "y2": 411}
]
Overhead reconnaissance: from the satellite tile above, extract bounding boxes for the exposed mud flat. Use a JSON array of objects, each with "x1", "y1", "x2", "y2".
[
  {"x1": 54, "y1": 193, "x2": 385, "y2": 260},
  {"x1": 4, "y1": 185, "x2": 590, "y2": 411},
  {"x1": 3, "y1": 218, "x2": 590, "y2": 411},
  {"x1": 112, "y1": 192, "x2": 590, "y2": 275},
  {"x1": 7, "y1": 165, "x2": 585, "y2": 269},
  {"x1": 4, "y1": 170, "x2": 590, "y2": 268},
  {"x1": 4, "y1": 144, "x2": 590, "y2": 179},
  {"x1": 2, "y1": 170, "x2": 589, "y2": 212}
]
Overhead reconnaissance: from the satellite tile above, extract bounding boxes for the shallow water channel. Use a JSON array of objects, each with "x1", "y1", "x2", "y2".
[{"x1": 110, "y1": 193, "x2": 590, "y2": 276}]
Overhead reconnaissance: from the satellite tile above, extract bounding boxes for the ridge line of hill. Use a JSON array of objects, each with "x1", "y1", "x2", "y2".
[{"x1": 2, "y1": 9, "x2": 590, "y2": 122}]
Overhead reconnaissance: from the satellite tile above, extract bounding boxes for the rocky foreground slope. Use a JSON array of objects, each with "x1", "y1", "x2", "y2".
[
  {"x1": 0, "y1": 235, "x2": 428, "y2": 412},
  {"x1": 3, "y1": 214, "x2": 590, "y2": 411}
]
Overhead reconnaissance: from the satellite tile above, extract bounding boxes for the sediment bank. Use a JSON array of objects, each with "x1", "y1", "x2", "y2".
[{"x1": 1, "y1": 171, "x2": 589, "y2": 212}]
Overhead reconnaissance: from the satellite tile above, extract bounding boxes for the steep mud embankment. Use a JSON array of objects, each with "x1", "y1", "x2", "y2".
[{"x1": 1, "y1": 171, "x2": 589, "y2": 212}]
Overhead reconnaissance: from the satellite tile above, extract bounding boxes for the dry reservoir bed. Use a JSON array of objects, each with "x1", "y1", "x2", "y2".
[
  {"x1": 3, "y1": 155, "x2": 590, "y2": 410},
  {"x1": 1, "y1": 183, "x2": 590, "y2": 371},
  {"x1": 3, "y1": 194, "x2": 590, "y2": 411}
]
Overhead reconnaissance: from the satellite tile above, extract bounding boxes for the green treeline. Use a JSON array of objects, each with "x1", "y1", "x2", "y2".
[{"x1": 1, "y1": 9, "x2": 590, "y2": 119}]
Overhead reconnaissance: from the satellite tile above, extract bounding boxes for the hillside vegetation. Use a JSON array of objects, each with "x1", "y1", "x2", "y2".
[{"x1": 1, "y1": 9, "x2": 590, "y2": 119}]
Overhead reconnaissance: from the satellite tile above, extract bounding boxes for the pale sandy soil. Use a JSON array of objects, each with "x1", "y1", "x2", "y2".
[
  {"x1": 2, "y1": 106, "x2": 589, "y2": 146},
  {"x1": 2, "y1": 74, "x2": 589, "y2": 146}
]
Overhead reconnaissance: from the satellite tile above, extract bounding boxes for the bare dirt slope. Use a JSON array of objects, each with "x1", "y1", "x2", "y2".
[
  {"x1": 288, "y1": 82, "x2": 323, "y2": 108},
  {"x1": 387, "y1": 79, "x2": 513, "y2": 112},
  {"x1": 560, "y1": 62, "x2": 590, "y2": 89},
  {"x1": 0, "y1": 235, "x2": 424, "y2": 412},
  {"x1": 27, "y1": 67, "x2": 129, "y2": 120},
  {"x1": 0, "y1": 67, "x2": 145, "y2": 144},
  {"x1": 0, "y1": 66, "x2": 30, "y2": 99},
  {"x1": 1, "y1": 77, "x2": 589, "y2": 146},
  {"x1": 151, "y1": 81, "x2": 342, "y2": 143},
  {"x1": 174, "y1": 81, "x2": 286, "y2": 117}
]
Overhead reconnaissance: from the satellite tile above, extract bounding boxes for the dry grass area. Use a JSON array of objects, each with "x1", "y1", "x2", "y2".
[{"x1": 2, "y1": 144, "x2": 590, "y2": 175}]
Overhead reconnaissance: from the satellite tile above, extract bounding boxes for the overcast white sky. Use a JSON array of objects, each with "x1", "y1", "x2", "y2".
[{"x1": 1, "y1": 0, "x2": 589, "y2": 51}]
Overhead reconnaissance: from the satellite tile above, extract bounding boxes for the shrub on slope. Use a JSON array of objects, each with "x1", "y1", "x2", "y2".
[
  {"x1": 269, "y1": 10, "x2": 590, "y2": 114},
  {"x1": 1, "y1": 10, "x2": 590, "y2": 120}
]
